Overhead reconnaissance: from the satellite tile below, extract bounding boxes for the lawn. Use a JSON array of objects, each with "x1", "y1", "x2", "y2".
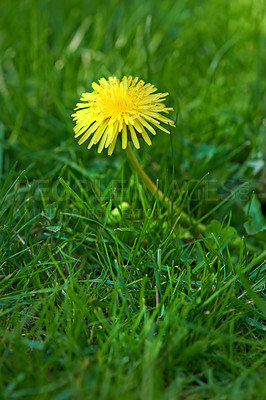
[{"x1": 0, "y1": 0, "x2": 265, "y2": 399}]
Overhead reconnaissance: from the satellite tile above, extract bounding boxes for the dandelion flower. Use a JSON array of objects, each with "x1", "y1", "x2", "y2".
[{"x1": 72, "y1": 76, "x2": 175, "y2": 155}]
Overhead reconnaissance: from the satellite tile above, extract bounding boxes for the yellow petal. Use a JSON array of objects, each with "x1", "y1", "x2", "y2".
[
  {"x1": 78, "y1": 120, "x2": 102, "y2": 144},
  {"x1": 97, "y1": 130, "x2": 109, "y2": 153},
  {"x1": 137, "y1": 117, "x2": 157, "y2": 135},
  {"x1": 122, "y1": 124, "x2": 127, "y2": 149},
  {"x1": 108, "y1": 132, "x2": 118, "y2": 155},
  {"x1": 87, "y1": 121, "x2": 108, "y2": 147},
  {"x1": 155, "y1": 124, "x2": 171, "y2": 134},
  {"x1": 128, "y1": 124, "x2": 140, "y2": 149},
  {"x1": 140, "y1": 127, "x2": 152, "y2": 145}
]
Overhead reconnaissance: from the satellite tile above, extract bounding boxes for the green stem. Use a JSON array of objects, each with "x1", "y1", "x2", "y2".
[
  {"x1": 125, "y1": 144, "x2": 206, "y2": 234},
  {"x1": 126, "y1": 144, "x2": 164, "y2": 201},
  {"x1": 125, "y1": 145, "x2": 257, "y2": 252}
]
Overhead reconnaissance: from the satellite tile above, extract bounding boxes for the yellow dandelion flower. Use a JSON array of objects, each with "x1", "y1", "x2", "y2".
[{"x1": 72, "y1": 76, "x2": 175, "y2": 155}]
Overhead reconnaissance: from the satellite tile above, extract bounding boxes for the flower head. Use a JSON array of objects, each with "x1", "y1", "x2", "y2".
[{"x1": 72, "y1": 76, "x2": 175, "y2": 155}]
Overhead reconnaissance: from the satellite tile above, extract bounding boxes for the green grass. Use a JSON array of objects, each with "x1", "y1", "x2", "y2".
[{"x1": 0, "y1": 0, "x2": 266, "y2": 399}]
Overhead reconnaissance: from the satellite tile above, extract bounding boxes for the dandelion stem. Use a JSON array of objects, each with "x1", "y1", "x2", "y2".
[
  {"x1": 125, "y1": 146, "x2": 257, "y2": 252},
  {"x1": 125, "y1": 144, "x2": 206, "y2": 233},
  {"x1": 125, "y1": 144, "x2": 163, "y2": 200},
  {"x1": 125, "y1": 146, "x2": 256, "y2": 251}
]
